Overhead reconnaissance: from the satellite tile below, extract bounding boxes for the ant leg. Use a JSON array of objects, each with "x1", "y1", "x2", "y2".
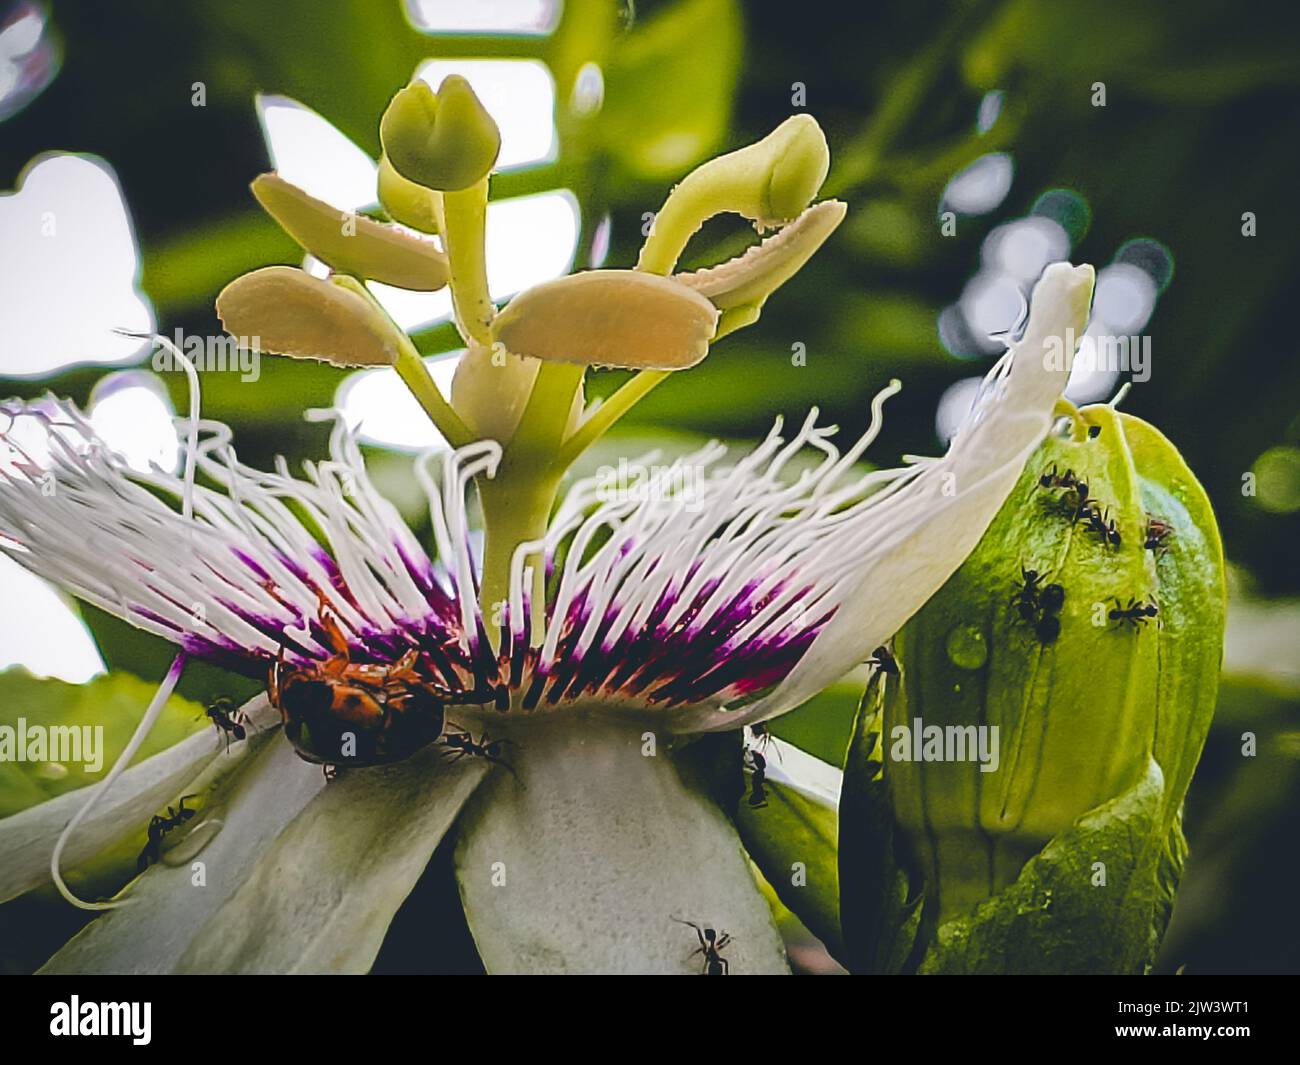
[{"x1": 671, "y1": 916, "x2": 707, "y2": 956}]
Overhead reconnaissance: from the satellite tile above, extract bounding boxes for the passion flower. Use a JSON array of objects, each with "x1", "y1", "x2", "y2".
[{"x1": 0, "y1": 77, "x2": 1098, "y2": 974}]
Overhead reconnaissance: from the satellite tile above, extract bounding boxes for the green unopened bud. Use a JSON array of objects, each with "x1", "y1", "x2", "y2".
[
  {"x1": 841, "y1": 401, "x2": 1225, "y2": 974},
  {"x1": 379, "y1": 76, "x2": 501, "y2": 193},
  {"x1": 251, "y1": 173, "x2": 448, "y2": 291},
  {"x1": 637, "y1": 114, "x2": 831, "y2": 275}
]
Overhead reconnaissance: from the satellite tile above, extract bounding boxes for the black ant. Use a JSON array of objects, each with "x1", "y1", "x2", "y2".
[
  {"x1": 746, "y1": 722, "x2": 781, "y2": 763},
  {"x1": 1038, "y1": 582, "x2": 1065, "y2": 614},
  {"x1": 204, "y1": 697, "x2": 250, "y2": 751},
  {"x1": 1080, "y1": 502, "x2": 1121, "y2": 547},
  {"x1": 1038, "y1": 464, "x2": 1081, "y2": 490},
  {"x1": 746, "y1": 748, "x2": 769, "y2": 809},
  {"x1": 1145, "y1": 515, "x2": 1173, "y2": 556},
  {"x1": 1012, "y1": 567, "x2": 1065, "y2": 644},
  {"x1": 1109, "y1": 597, "x2": 1158, "y2": 630},
  {"x1": 443, "y1": 729, "x2": 518, "y2": 777},
  {"x1": 867, "y1": 645, "x2": 899, "y2": 676},
  {"x1": 136, "y1": 795, "x2": 198, "y2": 872},
  {"x1": 1034, "y1": 614, "x2": 1061, "y2": 644},
  {"x1": 1039, "y1": 465, "x2": 1091, "y2": 520},
  {"x1": 1011, "y1": 566, "x2": 1047, "y2": 618},
  {"x1": 673, "y1": 917, "x2": 731, "y2": 975}
]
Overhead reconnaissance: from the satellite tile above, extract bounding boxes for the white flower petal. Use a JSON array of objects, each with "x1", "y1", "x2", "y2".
[
  {"x1": 455, "y1": 718, "x2": 789, "y2": 974},
  {"x1": 41, "y1": 729, "x2": 324, "y2": 973},
  {"x1": 176, "y1": 745, "x2": 487, "y2": 974}
]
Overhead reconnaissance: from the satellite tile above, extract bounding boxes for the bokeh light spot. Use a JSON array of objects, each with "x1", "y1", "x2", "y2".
[
  {"x1": 942, "y1": 153, "x2": 1013, "y2": 216},
  {"x1": 256, "y1": 94, "x2": 377, "y2": 210},
  {"x1": 0, "y1": 152, "x2": 153, "y2": 378},
  {"x1": 1030, "y1": 188, "x2": 1091, "y2": 244},
  {"x1": 88, "y1": 371, "x2": 180, "y2": 474},
  {"x1": 336, "y1": 354, "x2": 461, "y2": 451},
  {"x1": 1115, "y1": 237, "x2": 1174, "y2": 293},
  {"x1": 1093, "y1": 262, "x2": 1157, "y2": 334},
  {"x1": 403, "y1": 0, "x2": 559, "y2": 35},
  {"x1": 1252, "y1": 446, "x2": 1300, "y2": 514},
  {"x1": 981, "y1": 216, "x2": 1069, "y2": 282},
  {"x1": 935, "y1": 376, "x2": 985, "y2": 444},
  {"x1": 0, "y1": 555, "x2": 105, "y2": 683}
]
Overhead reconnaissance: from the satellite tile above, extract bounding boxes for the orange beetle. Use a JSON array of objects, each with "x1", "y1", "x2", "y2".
[{"x1": 268, "y1": 602, "x2": 455, "y2": 768}]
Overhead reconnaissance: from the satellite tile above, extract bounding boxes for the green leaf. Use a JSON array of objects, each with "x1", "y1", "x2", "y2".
[
  {"x1": 0, "y1": 669, "x2": 207, "y2": 818},
  {"x1": 918, "y1": 758, "x2": 1180, "y2": 974},
  {"x1": 0, "y1": 678, "x2": 258, "y2": 906},
  {"x1": 454, "y1": 719, "x2": 789, "y2": 974},
  {"x1": 40, "y1": 729, "x2": 322, "y2": 973},
  {"x1": 732, "y1": 736, "x2": 844, "y2": 962},
  {"x1": 175, "y1": 744, "x2": 487, "y2": 974}
]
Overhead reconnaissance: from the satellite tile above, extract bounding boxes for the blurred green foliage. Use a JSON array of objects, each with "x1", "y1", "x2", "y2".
[
  {"x1": 1, "y1": 0, "x2": 1298, "y2": 973},
  {"x1": 0, "y1": 669, "x2": 205, "y2": 817}
]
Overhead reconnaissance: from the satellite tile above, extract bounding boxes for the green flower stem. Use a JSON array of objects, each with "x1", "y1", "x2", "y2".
[
  {"x1": 557, "y1": 368, "x2": 669, "y2": 468},
  {"x1": 393, "y1": 334, "x2": 474, "y2": 449},
  {"x1": 336, "y1": 276, "x2": 473, "y2": 448},
  {"x1": 441, "y1": 177, "x2": 493, "y2": 347},
  {"x1": 476, "y1": 361, "x2": 586, "y2": 633},
  {"x1": 509, "y1": 362, "x2": 587, "y2": 466},
  {"x1": 477, "y1": 468, "x2": 560, "y2": 641}
]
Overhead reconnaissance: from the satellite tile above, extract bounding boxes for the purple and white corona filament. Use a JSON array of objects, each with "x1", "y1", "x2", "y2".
[{"x1": 0, "y1": 263, "x2": 1096, "y2": 742}]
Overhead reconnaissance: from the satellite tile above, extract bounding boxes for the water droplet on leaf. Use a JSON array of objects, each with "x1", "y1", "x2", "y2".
[{"x1": 946, "y1": 625, "x2": 988, "y2": 670}]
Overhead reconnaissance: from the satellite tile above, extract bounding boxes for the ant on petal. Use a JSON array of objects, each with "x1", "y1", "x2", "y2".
[
  {"x1": 746, "y1": 747, "x2": 769, "y2": 809},
  {"x1": 1012, "y1": 566, "x2": 1065, "y2": 643},
  {"x1": 204, "y1": 697, "x2": 251, "y2": 751},
  {"x1": 1080, "y1": 502, "x2": 1121, "y2": 548},
  {"x1": 136, "y1": 795, "x2": 199, "y2": 873},
  {"x1": 1011, "y1": 566, "x2": 1048, "y2": 619},
  {"x1": 1039, "y1": 465, "x2": 1091, "y2": 520},
  {"x1": 672, "y1": 916, "x2": 732, "y2": 975},
  {"x1": 746, "y1": 722, "x2": 782, "y2": 763},
  {"x1": 442, "y1": 728, "x2": 518, "y2": 778}
]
